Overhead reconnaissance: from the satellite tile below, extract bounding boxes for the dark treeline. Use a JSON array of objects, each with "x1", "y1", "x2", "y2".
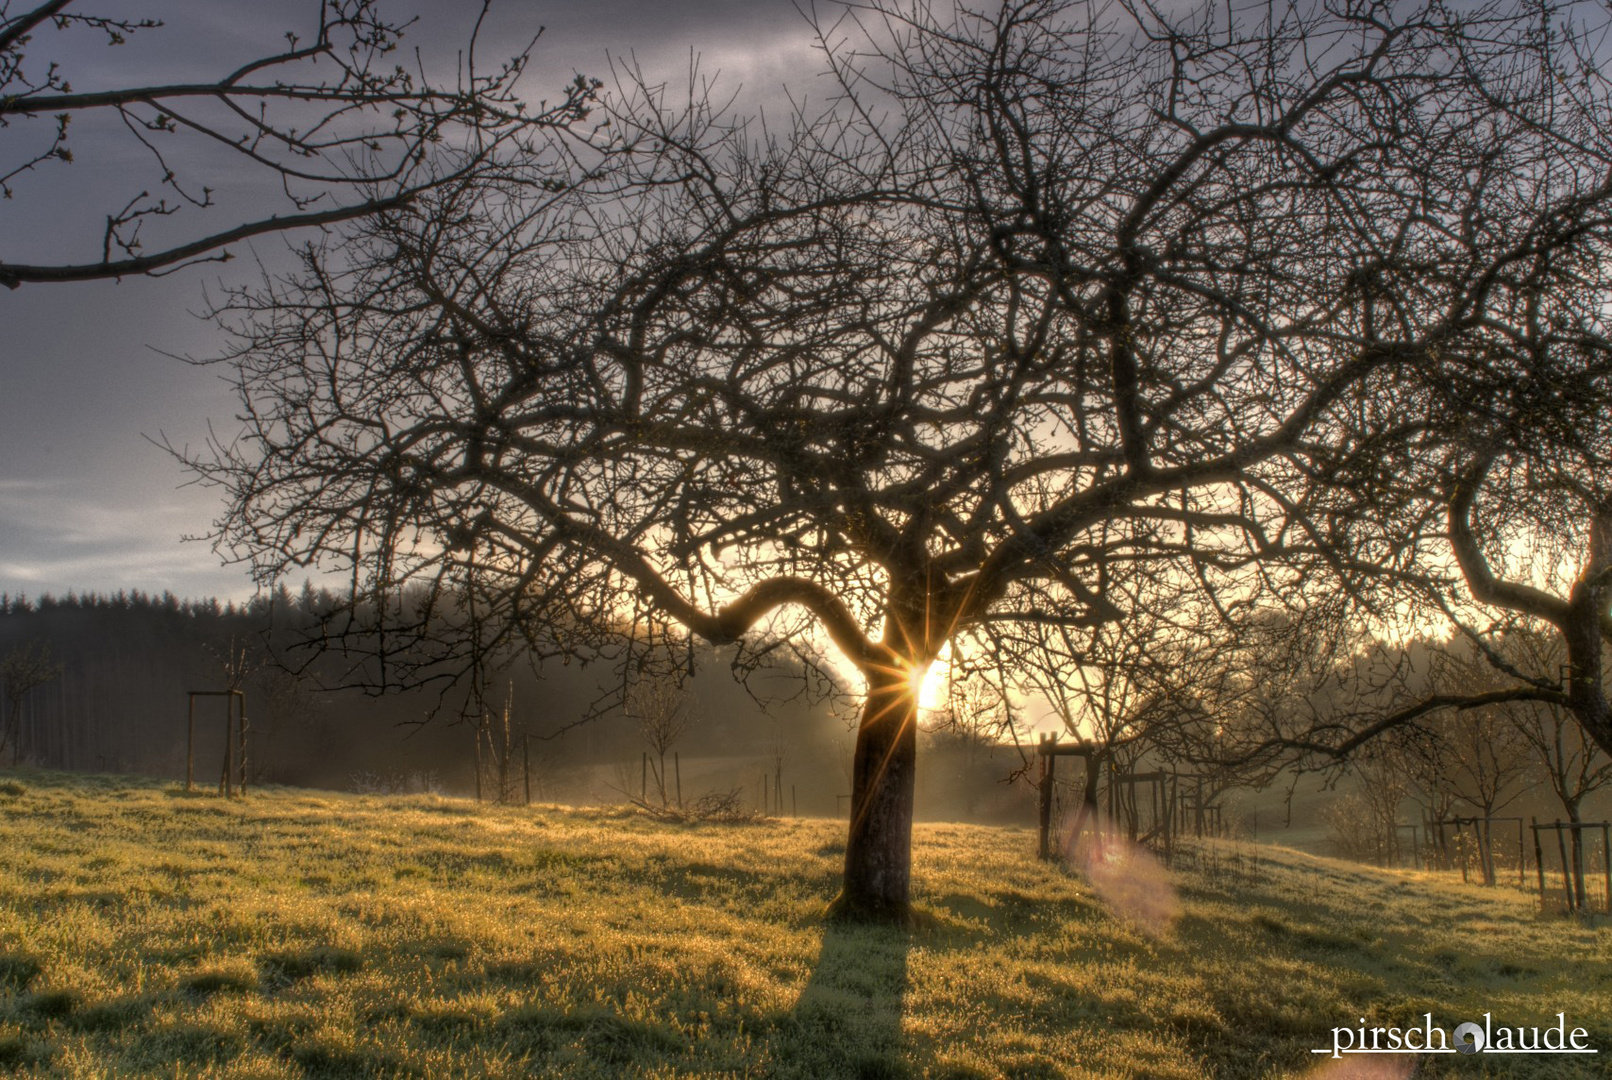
[{"x1": 0, "y1": 586, "x2": 1028, "y2": 821}]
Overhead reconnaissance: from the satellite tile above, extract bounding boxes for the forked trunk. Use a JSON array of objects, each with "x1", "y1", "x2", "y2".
[{"x1": 831, "y1": 675, "x2": 919, "y2": 923}]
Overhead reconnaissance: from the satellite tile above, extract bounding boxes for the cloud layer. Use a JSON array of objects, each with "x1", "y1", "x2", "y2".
[{"x1": 0, "y1": 0, "x2": 817, "y2": 603}]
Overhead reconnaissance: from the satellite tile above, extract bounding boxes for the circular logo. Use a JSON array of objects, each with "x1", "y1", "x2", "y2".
[{"x1": 1453, "y1": 1021, "x2": 1485, "y2": 1055}]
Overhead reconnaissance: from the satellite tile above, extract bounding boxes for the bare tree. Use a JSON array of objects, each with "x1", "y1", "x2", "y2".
[
  {"x1": 1, "y1": 640, "x2": 61, "y2": 766},
  {"x1": 975, "y1": 561, "x2": 1229, "y2": 846},
  {"x1": 1387, "y1": 718, "x2": 1462, "y2": 869},
  {"x1": 1434, "y1": 707, "x2": 1532, "y2": 885},
  {"x1": 1511, "y1": 644, "x2": 1612, "y2": 846},
  {"x1": 1219, "y1": 486, "x2": 1612, "y2": 775},
  {"x1": 205, "y1": 634, "x2": 252, "y2": 692},
  {"x1": 1450, "y1": 629, "x2": 1612, "y2": 893},
  {"x1": 0, "y1": 0, "x2": 596, "y2": 287},
  {"x1": 183, "y1": 1, "x2": 1612, "y2": 920},
  {"x1": 1289, "y1": 637, "x2": 1535, "y2": 881},
  {"x1": 1322, "y1": 753, "x2": 1408, "y2": 867},
  {"x1": 626, "y1": 677, "x2": 692, "y2": 809}
]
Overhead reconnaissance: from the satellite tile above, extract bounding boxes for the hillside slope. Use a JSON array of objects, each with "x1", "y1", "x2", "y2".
[{"x1": 0, "y1": 770, "x2": 1607, "y2": 1078}]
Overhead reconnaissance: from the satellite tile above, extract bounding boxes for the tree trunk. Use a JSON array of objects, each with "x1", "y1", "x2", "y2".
[
  {"x1": 474, "y1": 719, "x2": 484, "y2": 803},
  {"x1": 1568, "y1": 803, "x2": 1586, "y2": 910},
  {"x1": 831, "y1": 675, "x2": 919, "y2": 923},
  {"x1": 1565, "y1": 508, "x2": 1612, "y2": 756},
  {"x1": 1479, "y1": 817, "x2": 1496, "y2": 886}
]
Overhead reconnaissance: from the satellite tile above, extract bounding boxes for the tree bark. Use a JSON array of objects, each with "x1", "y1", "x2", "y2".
[
  {"x1": 1563, "y1": 510, "x2": 1610, "y2": 760},
  {"x1": 831, "y1": 674, "x2": 920, "y2": 923}
]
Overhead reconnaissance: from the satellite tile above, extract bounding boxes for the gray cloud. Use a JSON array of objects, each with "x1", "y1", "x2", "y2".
[
  {"x1": 0, "y1": 0, "x2": 831, "y2": 602},
  {"x1": 0, "y1": 477, "x2": 244, "y2": 600}
]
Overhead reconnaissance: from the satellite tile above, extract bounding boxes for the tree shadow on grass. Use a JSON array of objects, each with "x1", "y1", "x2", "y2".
[{"x1": 787, "y1": 917, "x2": 913, "y2": 1080}]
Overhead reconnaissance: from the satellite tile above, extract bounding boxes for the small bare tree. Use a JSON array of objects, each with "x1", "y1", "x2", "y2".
[
  {"x1": 1448, "y1": 629, "x2": 1612, "y2": 895},
  {"x1": 1495, "y1": 632, "x2": 1612, "y2": 823},
  {"x1": 1323, "y1": 752, "x2": 1409, "y2": 867},
  {"x1": 1, "y1": 640, "x2": 61, "y2": 766},
  {"x1": 626, "y1": 678, "x2": 692, "y2": 810}
]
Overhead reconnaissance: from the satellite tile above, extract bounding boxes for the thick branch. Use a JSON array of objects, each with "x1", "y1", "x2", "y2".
[
  {"x1": 0, "y1": 83, "x2": 451, "y2": 115},
  {"x1": 1447, "y1": 459, "x2": 1572, "y2": 627},
  {"x1": 1233, "y1": 686, "x2": 1573, "y2": 766},
  {"x1": 714, "y1": 578, "x2": 894, "y2": 673},
  {"x1": 0, "y1": 194, "x2": 412, "y2": 288},
  {"x1": 0, "y1": 0, "x2": 73, "y2": 56},
  {"x1": 618, "y1": 558, "x2": 891, "y2": 674}
]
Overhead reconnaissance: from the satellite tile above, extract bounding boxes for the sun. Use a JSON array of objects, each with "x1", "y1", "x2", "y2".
[
  {"x1": 907, "y1": 665, "x2": 928, "y2": 702},
  {"x1": 908, "y1": 653, "x2": 951, "y2": 713}
]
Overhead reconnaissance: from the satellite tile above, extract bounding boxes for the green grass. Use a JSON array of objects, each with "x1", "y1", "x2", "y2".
[{"x1": 0, "y1": 769, "x2": 1607, "y2": 1078}]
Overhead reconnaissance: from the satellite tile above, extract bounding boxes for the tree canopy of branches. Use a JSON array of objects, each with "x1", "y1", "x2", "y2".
[
  {"x1": 187, "y1": 0, "x2": 1612, "y2": 921},
  {"x1": 0, "y1": 0, "x2": 596, "y2": 288}
]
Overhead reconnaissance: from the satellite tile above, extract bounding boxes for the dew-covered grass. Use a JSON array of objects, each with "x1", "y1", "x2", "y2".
[{"x1": 0, "y1": 768, "x2": 1606, "y2": 1078}]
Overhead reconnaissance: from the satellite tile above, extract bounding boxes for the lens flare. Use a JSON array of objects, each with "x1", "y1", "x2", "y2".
[
  {"x1": 1062, "y1": 827, "x2": 1180, "y2": 938},
  {"x1": 1302, "y1": 1055, "x2": 1415, "y2": 1080}
]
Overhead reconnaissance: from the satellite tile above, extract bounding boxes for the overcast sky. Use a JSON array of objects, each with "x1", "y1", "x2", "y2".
[{"x1": 0, "y1": 0, "x2": 825, "y2": 602}]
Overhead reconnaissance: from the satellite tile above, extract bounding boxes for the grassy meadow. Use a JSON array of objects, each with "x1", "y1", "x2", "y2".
[{"x1": 0, "y1": 769, "x2": 1608, "y2": 1079}]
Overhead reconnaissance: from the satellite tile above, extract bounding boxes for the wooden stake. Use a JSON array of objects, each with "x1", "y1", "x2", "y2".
[
  {"x1": 1602, "y1": 824, "x2": 1612, "y2": 915},
  {"x1": 237, "y1": 693, "x2": 248, "y2": 796},
  {"x1": 1571, "y1": 826, "x2": 1586, "y2": 909},
  {"x1": 219, "y1": 696, "x2": 233, "y2": 798},
  {"x1": 1555, "y1": 821, "x2": 1575, "y2": 913},
  {"x1": 1531, "y1": 818, "x2": 1546, "y2": 909},
  {"x1": 1602, "y1": 824, "x2": 1611, "y2": 915},
  {"x1": 500, "y1": 692, "x2": 512, "y2": 805},
  {"x1": 474, "y1": 721, "x2": 484, "y2": 803},
  {"x1": 1036, "y1": 734, "x2": 1054, "y2": 860},
  {"x1": 186, "y1": 694, "x2": 195, "y2": 792}
]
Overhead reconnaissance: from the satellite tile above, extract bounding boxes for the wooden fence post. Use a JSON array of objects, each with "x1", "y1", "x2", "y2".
[
  {"x1": 237, "y1": 692, "x2": 248, "y2": 796},
  {"x1": 219, "y1": 697, "x2": 233, "y2": 799},
  {"x1": 1036, "y1": 734, "x2": 1054, "y2": 861},
  {"x1": 186, "y1": 694, "x2": 195, "y2": 792},
  {"x1": 1531, "y1": 818, "x2": 1546, "y2": 908},
  {"x1": 1603, "y1": 824, "x2": 1612, "y2": 915},
  {"x1": 1555, "y1": 822, "x2": 1575, "y2": 913}
]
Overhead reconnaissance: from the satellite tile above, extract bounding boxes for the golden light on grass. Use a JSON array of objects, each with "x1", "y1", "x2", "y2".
[{"x1": 0, "y1": 769, "x2": 1606, "y2": 1078}]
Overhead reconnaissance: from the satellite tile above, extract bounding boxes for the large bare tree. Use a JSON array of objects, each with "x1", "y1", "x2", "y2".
[
  {"x1": 0, "y1": 0, "x2": 595, "y2": 287},
  {"x1": 185, "y1": 0, "x2": 1612, "y2": 920}
]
